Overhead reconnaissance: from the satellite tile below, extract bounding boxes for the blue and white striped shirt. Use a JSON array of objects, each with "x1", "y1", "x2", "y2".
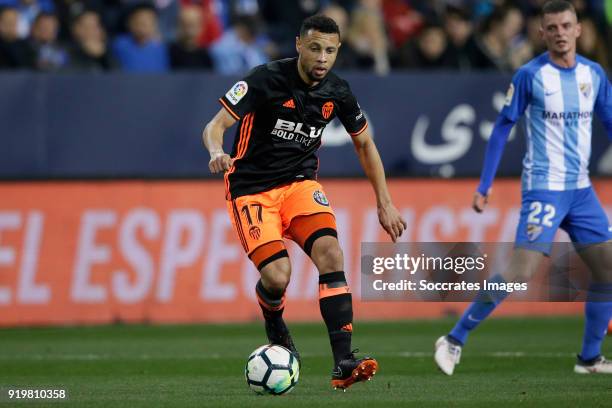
[{"x1": 500, "y1": 52, "x2": 612, "y2": 191}]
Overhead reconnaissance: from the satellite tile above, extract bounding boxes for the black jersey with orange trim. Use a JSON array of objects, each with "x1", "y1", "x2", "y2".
[{"x1": 219, "y1": 58, "x2": 368, "y2": 200}]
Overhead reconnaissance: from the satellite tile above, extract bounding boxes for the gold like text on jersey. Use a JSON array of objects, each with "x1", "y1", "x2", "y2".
[{"x1": 271, "y1": 119, "x2": 324, "y2": 147}]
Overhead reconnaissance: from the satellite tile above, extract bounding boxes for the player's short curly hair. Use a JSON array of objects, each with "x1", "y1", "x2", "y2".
[
  {"x1": 541, "y1": 0, "x2": 576, "y2": 16},
  {"x1": 300, "y1": 14, "x2": 340, "y2": 38}
]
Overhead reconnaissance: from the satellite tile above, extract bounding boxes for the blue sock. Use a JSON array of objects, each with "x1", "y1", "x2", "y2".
[
  {"x1": 449, "y1": 275, "x2": 509, "y2": 346},
  {"x1": 580, "y1": 283, "x2": 612, "y2": 362}
]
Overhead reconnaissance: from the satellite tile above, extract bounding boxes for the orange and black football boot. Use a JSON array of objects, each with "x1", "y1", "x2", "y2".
[{"x1": 331, "y1": 350, "x2": 378, "y2": 390}]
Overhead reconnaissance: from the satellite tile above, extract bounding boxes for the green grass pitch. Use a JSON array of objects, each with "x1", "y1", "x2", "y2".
[{"x1": 1, "y1": 317, "x2": 612, "y2": 407}]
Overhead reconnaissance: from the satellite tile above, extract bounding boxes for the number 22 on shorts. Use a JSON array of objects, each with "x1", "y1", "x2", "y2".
[{"x1": 527, "y1": 201, "x2": 556, "y2": 227}]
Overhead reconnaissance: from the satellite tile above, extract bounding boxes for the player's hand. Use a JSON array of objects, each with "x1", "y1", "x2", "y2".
[
  {"x1": 209, "y1": 151, "x2": 233, "y2": 174},
  {"x1": 377, "y1": 203, "x2": 407, "y2": 243},
  {"x1": 472, "y1": 191, "x2": 490, "y2": 213}
]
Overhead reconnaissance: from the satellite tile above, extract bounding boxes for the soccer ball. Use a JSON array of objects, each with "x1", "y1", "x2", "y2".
[{"x1": 245, "y1": 344, "x2": 299, "y2": 395}]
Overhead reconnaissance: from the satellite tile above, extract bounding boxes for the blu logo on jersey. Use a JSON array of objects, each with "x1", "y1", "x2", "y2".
[
  {"x1": 273, "y1": 119, "x2": 323, "y2": 138},
  {"x1": 271, "y1": 119, "x2": 324, "y2": 146}
]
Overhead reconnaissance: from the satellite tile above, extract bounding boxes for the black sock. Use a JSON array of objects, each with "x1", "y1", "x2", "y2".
[
  {"x1": 255, "y1": 279, "x2": 285, "y2": 321},
  {"x1": 319, "y1": 271, "x2": 353, "y2": 366}
]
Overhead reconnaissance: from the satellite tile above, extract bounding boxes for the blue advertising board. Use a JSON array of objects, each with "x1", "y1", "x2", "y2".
[{"x1": 0, "y1": 72, "x2": 609, "y2": 178}]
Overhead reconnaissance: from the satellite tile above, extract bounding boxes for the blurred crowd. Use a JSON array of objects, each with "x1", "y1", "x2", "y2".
[{"x1": 0, "y1": 0, "x2": 610, "y2": 74}]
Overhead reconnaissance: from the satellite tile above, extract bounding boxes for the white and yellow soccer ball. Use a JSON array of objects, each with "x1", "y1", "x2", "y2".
[{"x1": 245, "y1": 345, "x2": 299, "y2": 395}]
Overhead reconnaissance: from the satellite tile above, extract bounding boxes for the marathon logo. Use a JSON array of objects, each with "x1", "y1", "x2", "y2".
[
  {"x1": 271, "y1": 119, "x2": 324, "y2": 146},
  {"x1": 542, "y1": 111, "x2": 593, "y2": 120}
]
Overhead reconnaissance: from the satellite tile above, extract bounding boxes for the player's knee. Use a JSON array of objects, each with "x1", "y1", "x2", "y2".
[
  {"x1": 510, "y1": 264, "x2": 538, "y2": 283},
  {"x1": 261, "y1": 258, "x2": 291, "y2": 294},
  {"x1": 265, "y1": 273, "x2": 291, "y2": 294},
  {"x1": 311, "y1": 237, "x2": 344, "y2": 273},
  {"x1": 507, "y1": 248, "x2": 543, "y2": 282}
]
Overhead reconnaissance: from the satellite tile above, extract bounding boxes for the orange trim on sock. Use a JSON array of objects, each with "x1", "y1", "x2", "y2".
[
  {"x1": 318, "y1": 283, "x2": 351, "y2": 299},
  {"x1": 256, "y1": 292, "x2": 286, "y2": 312}
]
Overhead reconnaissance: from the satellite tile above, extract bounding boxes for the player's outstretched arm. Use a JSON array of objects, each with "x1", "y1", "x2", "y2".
[
  {"x1": 474, "y1": 115, "x2": 515, "y2": 213},
  {"x1": 203, "y1": 108, "x2": 237, "y2": 174},
  {"x1": 351, "y1": 128, "x2": 407, "y2": 242},
  {"x1": 475, "y1": 67, "x2": 529, "y2": 211}
]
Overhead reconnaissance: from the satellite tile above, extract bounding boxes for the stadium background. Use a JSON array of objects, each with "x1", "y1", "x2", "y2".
[{"x1": 0, "y1": 0, "x2": 611, "y2": 327}]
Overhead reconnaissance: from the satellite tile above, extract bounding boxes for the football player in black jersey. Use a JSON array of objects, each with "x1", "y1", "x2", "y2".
[{"x1": 203, "y1": 14, "x2": 406, "y2": 390}]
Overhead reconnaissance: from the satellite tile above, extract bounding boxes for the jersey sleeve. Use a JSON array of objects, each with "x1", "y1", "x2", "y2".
[
  {"x1": 499, "y1": 68, "x2": 532, "y2": 123},
  {"x1": 593, "y1": 64, "x2": 612, "y2": 140},
  {"x1": 477, "y1": 115, "x2": 515, "y2": 195},
  {"x1": 219, "y1": 65, "x2": 268, "y2": 120},
  {"x1": 336, "y1": 81, "x2": 368, "y2": 137}
]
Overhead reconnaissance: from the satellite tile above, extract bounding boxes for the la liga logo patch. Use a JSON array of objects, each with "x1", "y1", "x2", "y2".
[
  {"x1": 226, "y1": 81, "x2": 248, "y2": 105},
  {"x1": 313, "y1": 190, "x2": 329, "y2": 206}
]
